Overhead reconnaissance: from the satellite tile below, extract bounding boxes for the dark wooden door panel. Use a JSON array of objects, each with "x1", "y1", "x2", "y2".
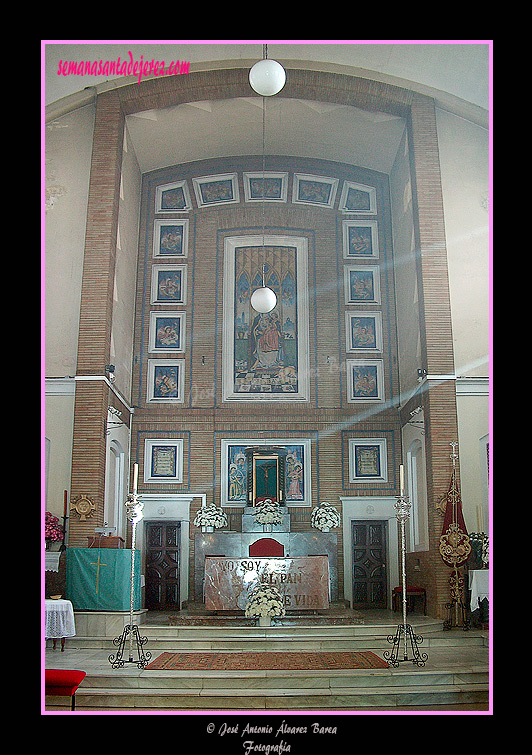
[
  {"x1": 352, "y1": 520, "x2": 387, "y2": 609},
  {"x1": 145, "y1": 521, "x2": 181, "y2": 611}
]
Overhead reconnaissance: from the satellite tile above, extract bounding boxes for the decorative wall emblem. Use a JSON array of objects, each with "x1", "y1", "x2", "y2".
[{"x1": 70, "y1": 494, "x2": 96, "y2": 520}]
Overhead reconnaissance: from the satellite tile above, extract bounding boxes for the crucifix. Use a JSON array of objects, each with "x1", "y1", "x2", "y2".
[{"x1": 90, "y1": 552, "x2": 107, "y2": 594}]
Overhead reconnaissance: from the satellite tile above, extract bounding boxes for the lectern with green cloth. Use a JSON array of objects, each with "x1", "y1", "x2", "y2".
[{"x1": 66, "y1": 548, "x2": 141, "y2": 611}]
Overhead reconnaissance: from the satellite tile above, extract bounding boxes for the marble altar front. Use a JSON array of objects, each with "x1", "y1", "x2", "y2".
[
  {"x1": 204, "y1": 556, "x2": 330, "y2": 611},
  {"x1": 195, "y1": 531, "x2": 338, "y2": 603}
]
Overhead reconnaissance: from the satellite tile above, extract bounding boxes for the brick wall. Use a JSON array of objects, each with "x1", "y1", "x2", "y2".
[{"x1": 67, "y1": 70, "x2": 460, "y2": 617}]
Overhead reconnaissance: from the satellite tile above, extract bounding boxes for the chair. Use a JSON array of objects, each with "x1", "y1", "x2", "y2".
[{"x1": 45, "y1": 669, "x2": 86, "y2": 710}]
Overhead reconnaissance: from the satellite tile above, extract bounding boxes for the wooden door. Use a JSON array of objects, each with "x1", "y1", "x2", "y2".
[
  {"x1": 351, "y1": 520, "x2": 387, "y2": 609},
  {"x1": 145, "y1": 521, "x2": 181, "y2": 611}
]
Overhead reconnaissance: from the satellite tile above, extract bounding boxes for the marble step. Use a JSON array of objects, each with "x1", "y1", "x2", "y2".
[
  {"x1": 70, "y1": 617, "x2": 444, "y2": 640},
  {"x1": 79, "y1": 667, "x2": 489, "y2": 691},
  {"x1": 64, "y1": 629, "x2": 486, "y2": 652},
  {"x1": 60, "y1": 666, "x2": 489, "y2": 709}
]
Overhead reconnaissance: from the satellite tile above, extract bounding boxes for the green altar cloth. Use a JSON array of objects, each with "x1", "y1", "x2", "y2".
[{"x1": 66, "y1": 548, "x2": 141, "y2": 611}]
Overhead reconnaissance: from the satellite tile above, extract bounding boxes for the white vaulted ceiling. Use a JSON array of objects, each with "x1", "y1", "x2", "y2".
[{"x1": 125, "y1": 97, "x2": 408, "y2": 174}]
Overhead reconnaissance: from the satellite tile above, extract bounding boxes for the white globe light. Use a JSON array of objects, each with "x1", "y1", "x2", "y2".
[
  {"x1": 249, "y1": 59, "x2": 286, "y2": 96},
  {"x1": 250, "y1": 286, "x2": 277, "y2": 313}
]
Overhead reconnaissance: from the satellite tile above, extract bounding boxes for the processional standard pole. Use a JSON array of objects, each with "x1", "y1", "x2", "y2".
[
  {"x1": 439, "y1": 442, "x2": 471, "y2": 631},
  {"x1": 384, "y1": 465, "x2": 428, "y2": 668},
  {"x1": 108, "y1": 463, "x2": 151, "y2": 669}
]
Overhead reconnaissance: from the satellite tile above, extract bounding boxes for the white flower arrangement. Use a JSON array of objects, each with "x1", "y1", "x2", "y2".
[
  {"x1": 254, "y1": 497, "x2": 283, "y2": 526},
  {"x1": 245, "y1": 583, "x2": 286, "y2": 619},
  {"x1": 310, "y1": 501, "x2": 340, "y2": 532},
  {"x1": 193, "y1": 503, "x2": 228, "y2": 529}
]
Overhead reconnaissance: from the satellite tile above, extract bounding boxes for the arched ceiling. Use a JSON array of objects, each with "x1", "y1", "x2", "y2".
[{"x1": 44, "y1": 41, "x2": 490, "y2": 176}]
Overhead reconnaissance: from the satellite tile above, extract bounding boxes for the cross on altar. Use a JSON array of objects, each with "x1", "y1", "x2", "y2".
[{"x1": 90, "y1": 553, "x2": 108, "y2": 594}]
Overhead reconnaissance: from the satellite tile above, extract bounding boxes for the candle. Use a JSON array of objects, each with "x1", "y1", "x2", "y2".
[
  {"x1": 132, "y1": 463, "x2": 138, "y2": 495},
  {"x1": 399, "y1": 464, "x2": 404, "y2": 496},
  {"x1": 63, "y1": 490, "x2": 68, "y2": 518}
]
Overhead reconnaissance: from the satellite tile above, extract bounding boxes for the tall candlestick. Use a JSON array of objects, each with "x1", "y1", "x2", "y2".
[
  {"x1": 399, "y1": 464, "x2": 405, "y2": 496},
  {"x1": 132, "y1": 463, "x2": 138, "y2": 495}
]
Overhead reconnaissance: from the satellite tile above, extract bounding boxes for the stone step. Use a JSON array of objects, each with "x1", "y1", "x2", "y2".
[
  {"x1": 52, "y1": 668, "x2": 489, "y2": 710},
  {"x1": 79, "y1": 667, "x2": 489, "y2": 691},
  {"x1": 64, "y1": 630, "x2": 486, "y2": 653}
]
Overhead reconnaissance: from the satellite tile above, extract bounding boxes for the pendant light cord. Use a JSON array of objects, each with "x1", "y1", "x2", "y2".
[
  {"x1": 261, "y1": 92, "x2": 266, "y2": 286},
  {"x1": 260, "y1": 42, "x2": 268, "y2": 287}
]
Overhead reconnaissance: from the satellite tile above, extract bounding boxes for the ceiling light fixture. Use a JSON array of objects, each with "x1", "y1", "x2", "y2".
[{"x1": 249, "y1": 44, "x2": 286, "y2": 97}]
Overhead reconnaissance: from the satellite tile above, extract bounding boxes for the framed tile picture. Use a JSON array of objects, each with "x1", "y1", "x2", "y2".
[
  {"x1": 148, "y1": 311, "x2": 186, "y2": 353},
  {"x1": 345, "y1": 311, "x2": 383, "y2": 352},
  {"x1": 222, "y1": 234, "x2": 310, "y2": 402},
  {"x1": 220, "y1": 438, "x2": 312, "y2": 507},
  {"x1": 346, "y1": 359, "x2": 384, "y2": 403},
  {"x1": 155, "y1": 180, "x2": 192, "y2": 212},
  {"x1": 342, "y1": 220, "x2": 379, "y2": 260},
  {"x1": 153, "y1": 219, "x2": 188, "y2": 258},
  {"x1": 147, "y1": 359, "x2": 185, "y2": 403},
  {"x1": 292, "y1": 173, "x2": 338, "y2": 208},
  {"x1": 348, "y1": 438, "x2": 388, "y2": 483},
  {"x1": 192, "y1": 173, "x2": 240, "y2": 207},
  {"x1": 150, "y1": 265, "x2": 187, "y2": 305},
  {"x1": 344, "y1": 266, "x2": 381, "y2": 305},
  {"x1": 243, "y1": 172, "x2": 288, "y2": 202},
  {"x1": 339, "y1": 181, "x2": 377, "y2": 214},
  {"x1": 144, "y1": 439, "x2": 184, "y2": 483}
]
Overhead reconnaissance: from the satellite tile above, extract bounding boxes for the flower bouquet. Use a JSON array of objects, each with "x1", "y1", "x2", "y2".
[
  {"x1": 45, "y1": 511, "x2": 64, "y2": 541},
  {"x1": 310, "y1": 501, "x2": 340, "y2": 532},
  {"x1": 245, "y1": 583, "x2": 286, "y2": 625},
  {"x1": 254, "y1": 497, "x2": 283, "y2": 526},
  {"x1": 193, "y1": 503, "x2": 228, "y2": 530},
  {"x1": 45, "y1": 511, "x2": 64, "y2": 550}
]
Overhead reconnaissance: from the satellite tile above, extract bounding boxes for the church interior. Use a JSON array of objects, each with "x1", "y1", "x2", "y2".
[{"x1": 44, "y1": 41, "x2": 491, "y2": 714}]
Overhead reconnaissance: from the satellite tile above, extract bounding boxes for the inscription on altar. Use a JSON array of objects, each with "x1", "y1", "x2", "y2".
[{"x1": 204, "y1": 556, "x2": 329, "y2": 611}]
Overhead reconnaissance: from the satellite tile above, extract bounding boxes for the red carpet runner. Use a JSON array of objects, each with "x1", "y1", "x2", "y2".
[{"x1": 145, "y1": 651, "x2": 389, "y2": 671}]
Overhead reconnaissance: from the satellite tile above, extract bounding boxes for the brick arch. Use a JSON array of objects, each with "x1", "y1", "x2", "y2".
[{"x1": 114, "y1": 66, "x2": 414, "y2": 118}]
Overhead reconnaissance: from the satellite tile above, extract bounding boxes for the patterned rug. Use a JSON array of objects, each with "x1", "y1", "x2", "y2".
[{"x1": 145, "y1": 651, "x2": 389, "y2": 671}]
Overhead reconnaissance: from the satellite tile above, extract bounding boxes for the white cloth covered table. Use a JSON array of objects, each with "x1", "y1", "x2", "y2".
[
  {"x1": 45, "y1": 599, "x2": 76, "y2": 639},
  {"x1": 469, "y1": 569, "x2": 489, "y2": 611}
]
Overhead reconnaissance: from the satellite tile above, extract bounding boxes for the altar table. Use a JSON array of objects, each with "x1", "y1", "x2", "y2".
[
  {"x1": 66, "y1": 548, "x2": 141, "y2": 611},
  {"x1": 204, "y1": 555, "x2": 330, "y2": 611},
  {"x1": 469, "y1": 569, "x2": 489, "y2": 611},
  {"x1": 45, "y1": 599, "x2": 76, "y2": 651}
]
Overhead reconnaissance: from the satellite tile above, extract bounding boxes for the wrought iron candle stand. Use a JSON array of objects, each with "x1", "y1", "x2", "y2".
[
  {"x1": 109, "y1": 466, "x2": 151, "y2": 669},
  {"x1": 384, "y1": 476, "x2": 428, "y2": 668}
]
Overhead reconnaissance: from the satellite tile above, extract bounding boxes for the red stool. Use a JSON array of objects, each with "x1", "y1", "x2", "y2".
[
  {"x1": 45, "y1": 669, "x2": 86, "y2": 710},
  {"x1": 392, "y1": 587, "x2": 427, "y2": 615}
]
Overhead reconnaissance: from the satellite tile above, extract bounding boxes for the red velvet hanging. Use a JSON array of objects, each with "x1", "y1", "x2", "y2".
[
  {"x1": 249, "y1": 538, "x2": 285, "y2": 557},
  {"x1": 439, "y1": 468, "x2": 471, "y2": 567}
]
